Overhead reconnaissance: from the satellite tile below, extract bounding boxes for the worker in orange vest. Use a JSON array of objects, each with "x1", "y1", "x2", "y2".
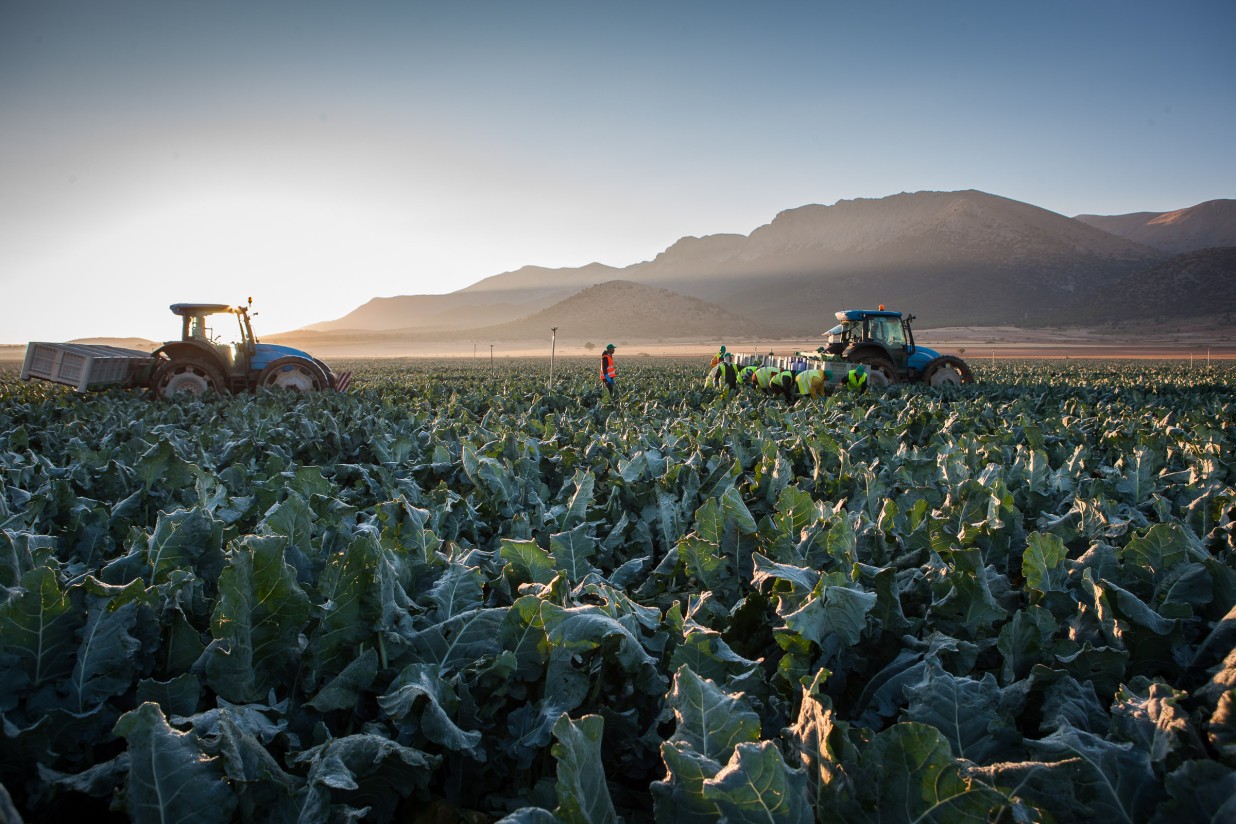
[{"x1": 600, "y1": 343, "x2": 617, "y2": 398}]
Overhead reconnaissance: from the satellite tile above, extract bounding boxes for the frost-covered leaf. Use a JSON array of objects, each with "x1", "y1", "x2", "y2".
[
  {"x1": 0, "y1": 566, "x2": 82, "y2": 702},
  {"x1": 1022, "y1": 531, "x2": 1069, "y2": 596},
  {"x1": 551, "y1": 714, "x2": 617, "y2": 824},
  {"x1": 666, "y1": 665, "x2": 760, "y2": 762},
  {"x1": 550, "y1": 525, "x2": 598, "y2": 583},
  {"x1": 378, "y1": 662, "x2": 483, "y2": 754},
  {"x1": 145, "y1": 507, "x2": 224, "y2": 585},
  {"x1": 306, "y1": 647, "x2": 379, "y2": 712},
  {"x1": 202, "y1": 535, "x2": 311, "y2": 703},
  {"x1": 292, "y1": 732, "x2": 440, "y2": 823},
  {"x1": 903, "y1": 663, "x2": 1019, "y2": 763},
  {"x1": 1150, "y1": 759, "x2": 1236, "y2": 824},
  {"x1": 702, "y1": 740, "x2": 812, "y2": 824},
  {"x1": 68, "y1": 596, "x2": 142, "y2": 712},
  {"x1": 853, "y1": 722, "x2": 1022, "y2": 823},
  {"x1": 782, "y1": 584, "x2": 876, "y2": 648},
  {"x1": 113, "y1": 702, "x2": 237, "y2": 824},
  {"x1": 1023, "y1": 722, "x2": 1163, "y2": 822}
]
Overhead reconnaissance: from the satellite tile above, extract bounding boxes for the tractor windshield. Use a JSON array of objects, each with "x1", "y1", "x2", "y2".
[
  {"x1": 869, "y1": 317, "x2": 906, "y2": 347},
  {"x1": 186, "y1": 310, "x2": 246, "y2": 347}
]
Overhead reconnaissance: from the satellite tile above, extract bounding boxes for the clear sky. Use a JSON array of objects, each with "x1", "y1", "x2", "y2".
[{"x1": 2, "y1": 0, "x2": 1233, "y2": 342}]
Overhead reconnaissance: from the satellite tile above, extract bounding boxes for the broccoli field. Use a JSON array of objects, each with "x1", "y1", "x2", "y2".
[{"x1": 0, "y1": 357, "x2": 1233, "y2": 823}]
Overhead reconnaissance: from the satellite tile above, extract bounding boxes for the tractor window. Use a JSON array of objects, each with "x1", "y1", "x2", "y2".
[
  {"x1": 188, "y1": 316, "x2": 208, "y2": 340},
  {"x1": 878, "y1": 319, "x2": 906, "y2": 347},
  {"x1": 867, "y1": 318, "x2": 905, "y2": 347}
]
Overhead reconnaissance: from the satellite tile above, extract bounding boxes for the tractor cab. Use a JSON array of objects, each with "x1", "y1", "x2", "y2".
[
  {"x1": 171, "y1": 303, "x2": 256, "y2": 373},
  {"x1": 824, "y1": 307, "x2": 945, "y2": 382}
]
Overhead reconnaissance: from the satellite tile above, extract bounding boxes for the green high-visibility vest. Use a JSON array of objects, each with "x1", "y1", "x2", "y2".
[
  {"x1": 848, "y1": 368, "x2": 867, "y2": 390},
  {"x1": 753, "y1": 366, "x2": 778, "y2": 388}
]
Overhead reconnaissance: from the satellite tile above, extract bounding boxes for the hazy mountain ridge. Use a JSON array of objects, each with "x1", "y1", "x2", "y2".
[
  {"x1": 308, "y1": 262, "x2": 627, "y2": 332},
  {"x1": 1075, "y1": 199, "x2": 1236, "y2": 254},
  {"x1": 620, "y1": 191, "x2": 1162, "y2": 328},
  {"x1": 1051, "y1": 246, "x2": 1236, "y2": 325},
  {"x1": 310, "y1": 189, "x2": 1232, "y2": 337},
  {"x1": 468, "y1": 280, "x2": 773, "y2": 341}
]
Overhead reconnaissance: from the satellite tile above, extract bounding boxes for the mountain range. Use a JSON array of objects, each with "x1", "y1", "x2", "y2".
[{"x1": 302, "y1": 191, "x2": 1236, "y2": 340}]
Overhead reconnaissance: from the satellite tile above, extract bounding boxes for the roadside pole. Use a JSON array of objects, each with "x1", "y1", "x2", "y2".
[{"x1": 550, "y1": 327, "x2": 558, "y2": 390}]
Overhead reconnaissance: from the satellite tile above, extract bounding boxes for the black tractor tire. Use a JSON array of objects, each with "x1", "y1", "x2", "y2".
[
  {"x1": 847, "y1": 353, "x2": 896, "y2": 388},
  {"x1": 310, "y1": 357, "x2": 337, "y2": 389},
  {"x1": 257, "y1": 357, "x2": 330, "y2": 392},
  {"x1": 151, "y1": 357, "x2": 228, "y2": 398},
  {"x1": 922, "y1": 355, "x2": 974, "y2": 386}
]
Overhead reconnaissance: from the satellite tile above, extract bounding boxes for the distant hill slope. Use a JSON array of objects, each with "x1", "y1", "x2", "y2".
[
  {"x1": 1075, "y1": 199, "x2": 1236, "y2": 254},
  {"x1": 473, "y1": 280, "x2": 773, "y2": 341},
  {"x1": 1052, "y1": 246, "x2": 1236, "y2": 324},
  {"x1": 623, "y1": 190, "x2": 1160, "y2": 330},
  {"x1": 308, "y1": 262, "x2": 623, "y2": 331},
  {"x1": 297, "y1": 189, "x2": 1236, "y2": 337}
]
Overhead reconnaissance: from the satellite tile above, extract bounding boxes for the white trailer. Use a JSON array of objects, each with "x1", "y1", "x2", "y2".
[{"x1": 21, "y1": 343, "x2": 153, "y2": 392}]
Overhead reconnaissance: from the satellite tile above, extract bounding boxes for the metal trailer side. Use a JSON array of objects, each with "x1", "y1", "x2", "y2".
[{"x1": 21, "y1": 342, "x2": 153, "y2": 392}]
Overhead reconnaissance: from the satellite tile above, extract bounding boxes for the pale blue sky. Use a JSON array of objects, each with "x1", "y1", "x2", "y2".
[{"x1": 2, "y1": 1, "x2": 1233, "y2": 341}]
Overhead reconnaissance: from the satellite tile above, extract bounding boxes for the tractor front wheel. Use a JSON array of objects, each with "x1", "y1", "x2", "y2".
[
  {"x1": 152, "y1": 357, "x2": 227, "y2": 398},
  {"x1": 258, "y1": 357, "x2": 329, "y2": 392},
  {"x1": 923, "y1": 355, "x2": 974, "y2": 386}
]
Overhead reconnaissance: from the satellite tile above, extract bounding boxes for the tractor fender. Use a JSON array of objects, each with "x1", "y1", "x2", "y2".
[
  {"x1": 310, "y1": 356, "x2": 337, "y2": 388},
  {"x1": 150, "y1": 341, "x2": 228, "y2": 374},
  {"x1": 906, "y1": 346, "x2": 941, "y2": 374},
  {"x1": 845, "y1": 342, "x2": 893, "y2": 361},
  {"x1": 250, "y1": 343, "x2": 319, "y2": 372}
]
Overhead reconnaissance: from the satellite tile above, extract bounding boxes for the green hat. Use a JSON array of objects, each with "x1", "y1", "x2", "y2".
[
  {"x1": 719, "y1": 345, "x2": 726, "y2": 353},
  {"x1": 606, "y1": 343, "x2": 615, "y2": 351}
]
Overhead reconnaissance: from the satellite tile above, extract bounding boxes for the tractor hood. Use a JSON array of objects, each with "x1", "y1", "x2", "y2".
[
  {"x1": 251, "y1": 343, "x2": 318, "y2": 371},
  {"x1": 907, "y1": 344, "x2": 942, "y2": 372}
]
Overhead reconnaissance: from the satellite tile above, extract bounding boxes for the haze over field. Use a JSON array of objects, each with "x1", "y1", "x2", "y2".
[{"x1": 2, "y1": 1, "x2": 1234, "y2": 343}]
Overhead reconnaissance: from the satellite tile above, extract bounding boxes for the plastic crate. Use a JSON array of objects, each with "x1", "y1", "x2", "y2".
[{"x1": 21, "y1": 343, "x2": 152, "y2": 392}]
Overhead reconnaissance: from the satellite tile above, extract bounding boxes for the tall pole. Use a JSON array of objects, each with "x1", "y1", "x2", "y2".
[
  {"x1": 490, "y1": 344, "x2": 494, "y2": 375},
  {"x1": 550, "y1": 327, "x2": 558, "y2": 389}
]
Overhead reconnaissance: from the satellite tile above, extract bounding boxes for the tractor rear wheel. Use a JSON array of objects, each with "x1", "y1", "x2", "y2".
[
  {"x1": 152, "y1": 357, "x2": 227, "y2": 398},
  {"x1": 923, "y1": 355, "x2": 974, "y2": 386},
  {"x1": 258, "y1": 357, "x2": 329, "y2": 392}
]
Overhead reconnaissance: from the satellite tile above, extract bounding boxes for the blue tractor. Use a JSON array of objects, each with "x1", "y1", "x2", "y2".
[
  {"x1": 150, "y1": 300, "x2": 338, "y2": 397},
  {"x1": 823, "y1": 308, "x2": 974, "y2": 387}
]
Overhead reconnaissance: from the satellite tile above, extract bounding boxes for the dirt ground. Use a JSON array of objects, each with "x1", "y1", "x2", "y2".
[{"x1": 2, "y1": 326, "x2": 1235, "y2": 367}]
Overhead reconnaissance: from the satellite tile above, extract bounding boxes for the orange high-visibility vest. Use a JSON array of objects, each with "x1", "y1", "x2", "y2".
[{"x1": 600, "y1": 352, "x2": 617, "y2": 380}]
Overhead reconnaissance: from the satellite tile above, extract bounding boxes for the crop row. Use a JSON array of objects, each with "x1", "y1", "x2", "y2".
[{"x1": 0, "y1": 358, "x2": 1232, "y2": 822}]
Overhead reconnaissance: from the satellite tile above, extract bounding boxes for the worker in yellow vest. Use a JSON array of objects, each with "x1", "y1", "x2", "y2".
[
  {"x1": 706, "y1": 352, "x2": 739, "y2": 393},
  {"x1": 751, "y1": 365, "x2": 779, "y2": 395},
  {"x1": 794, "y1": 368, "x2": 833, "y2": 402},
  {"x1": 847, "y1": 364, "x2": 868, "y2": 393},
  {"x1": 738, "y1": 362, "x2": 759, "y2": 387},
  {"x1": 771, "y1": 369, "x2": 796, "y2": 403}
]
